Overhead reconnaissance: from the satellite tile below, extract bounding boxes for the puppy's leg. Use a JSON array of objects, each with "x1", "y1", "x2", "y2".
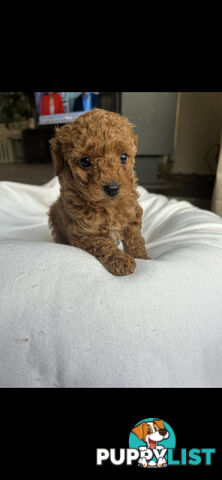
[
  {"x1": 48, "y1": 204, "x2": 69, "y2": 245},
  {"x1": 122, "y1": 224, "x2": 149, "y2": 259},
  {"x1": 122, "y1": 203, "x2": 150, "y2": 259},
  {"x1": 67, "y1": 230, "x2": 136, "y2": 276}
]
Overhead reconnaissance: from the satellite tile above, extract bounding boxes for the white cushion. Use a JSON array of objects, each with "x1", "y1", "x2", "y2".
[{"x1": 0, "y1": 177, "x2": 222, "y2": 387}]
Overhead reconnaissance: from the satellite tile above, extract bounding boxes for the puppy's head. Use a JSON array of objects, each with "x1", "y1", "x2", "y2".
[
  {"x1": 50, "y1": 108, "x2": 138, "y2": 203},
  {"x1": 132, "y1": 420, "x2": 169, "y2": 445}
]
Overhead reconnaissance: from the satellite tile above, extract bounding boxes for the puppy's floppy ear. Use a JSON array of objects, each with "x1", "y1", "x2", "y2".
[
  {"x1": 50, "y1": 130, "x2": 64, "y2": 176},
  {"x1": 132, "y1": 422, "x2": 147, "y2": 440},
  {"x1": 153, "y1": 419, "x2": 165, "y2": 430}
]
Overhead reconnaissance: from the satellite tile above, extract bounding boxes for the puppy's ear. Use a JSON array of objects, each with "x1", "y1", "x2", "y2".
[
  {"x1": 153, "y1": 419, "x2": 165, "y2": 430},
  {"x1": 132, "y1": 422, "x2": 147, "y2": 440},
  {"x1": 50, "y1": 131, "x2": 64, "y2": 176}
]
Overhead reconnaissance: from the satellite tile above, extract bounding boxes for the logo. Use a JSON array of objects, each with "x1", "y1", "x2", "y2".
[
  {"x1": 96, "y1": 417, "x2": 216, "y2": 468},
  {"x1": 129, "y1": 418, "x2": 174, "y2": 468}
]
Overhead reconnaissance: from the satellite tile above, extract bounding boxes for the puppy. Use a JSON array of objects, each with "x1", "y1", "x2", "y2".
[
  {"x1": 48, "y1": 108, "x2": 149, "y2": 276},
  {"x1": 132, "y1": 420, "x2": 169, "y2": 467}
]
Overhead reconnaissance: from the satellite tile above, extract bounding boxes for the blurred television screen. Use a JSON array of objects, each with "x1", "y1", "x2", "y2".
[{"x1": 35, "y1": 92, "x2": 99, "y2": 125}]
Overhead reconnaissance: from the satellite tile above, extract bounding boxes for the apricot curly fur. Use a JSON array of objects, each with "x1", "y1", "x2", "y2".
[{"x1": 48, "y1": 108, "x2": 149, "y2": 275}]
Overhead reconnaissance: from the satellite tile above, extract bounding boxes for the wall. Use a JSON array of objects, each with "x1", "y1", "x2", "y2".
[
  {"x1": 121, "y1": 92, "x2": 178, "y2": 155},
  {"x1": 172, "y1": 92, "x2": 222, "y2": 175}
]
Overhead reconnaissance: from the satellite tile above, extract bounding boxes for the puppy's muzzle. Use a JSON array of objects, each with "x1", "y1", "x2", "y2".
[{"x1": 103, "y1": 182, "x2": 120, "y2": 197}]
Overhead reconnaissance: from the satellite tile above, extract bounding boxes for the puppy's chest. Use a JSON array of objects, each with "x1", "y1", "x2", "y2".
[
  {"x1": 103, "y1": 210, "x2": 131, "y2": 243},
  {"x1": 100, "y1": 214, "x2": 126, "y2": 240},
  {"x1": 73, "y1": 204, "x2": 135, "y2": 241},
  {"x1": 107, "y1": 225, "x2": 123, "y2": 244},
  {"x1": 81, "y1": 208, "x2": 129, "y2": 238}
]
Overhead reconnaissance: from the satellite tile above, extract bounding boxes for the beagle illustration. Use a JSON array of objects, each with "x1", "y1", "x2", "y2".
[{"x1": 132, "y1": 419, "x2": 169, "y2": 467}]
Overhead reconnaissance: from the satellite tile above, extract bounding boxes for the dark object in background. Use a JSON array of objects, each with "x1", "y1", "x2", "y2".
[
  {"x1": 98, "y1": 92, "x2": 120, "y2": 112},
  {"x1": 22, "y1": 127, "x2": 53, "y2": 163}
]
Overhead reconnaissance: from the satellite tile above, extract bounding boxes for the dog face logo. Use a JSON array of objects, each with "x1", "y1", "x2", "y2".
[
  {"x1": 130, "y1": 418, "x2": 173, "y2": 468},
  {"x1": 50, "y1": 108, "x2": 138, "y2": 203},
  {"x1": 132, "y1": 419, "x2": 169, "y2": 448}
]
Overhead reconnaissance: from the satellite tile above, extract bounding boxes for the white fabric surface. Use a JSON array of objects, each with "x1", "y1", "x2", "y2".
[{"x1": 0, "y1": 177, "x2": 222, "y2": 388}]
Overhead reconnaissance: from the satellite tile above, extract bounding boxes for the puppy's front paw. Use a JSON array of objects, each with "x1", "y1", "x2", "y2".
[
  {"x1": 123, "y1": 241, "x2": 150, "y2": 260},
  {"x1": 134, "y1": 251, "x2": 150, "y2": 260},
  {"x1": 132, "y1": 244, "x2": 150, "y2": 259},
  {"x1": 106, "y1": 252, "x2": 136, "y2": 276}
]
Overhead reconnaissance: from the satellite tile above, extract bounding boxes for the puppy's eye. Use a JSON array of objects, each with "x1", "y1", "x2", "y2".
[
  {"x1": 79, "y1": 157, "x2": 91, "y2": 168},
  {"x1": 120, "y1": 153, "x2": 128, "y2": 164}
]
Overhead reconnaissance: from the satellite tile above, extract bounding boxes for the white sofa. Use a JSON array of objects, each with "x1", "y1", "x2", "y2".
[{"x1": 0, "y1": 177, "x2": 222, "y2": 387}]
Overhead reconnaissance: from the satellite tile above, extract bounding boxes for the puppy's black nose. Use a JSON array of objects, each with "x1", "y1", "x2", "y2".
[
  {"x1": 103, "y1": 182, "x2": 120, "y2": 197},
  {"x1": 159, "y1": 429, "x2": 167, "y2": 436}
]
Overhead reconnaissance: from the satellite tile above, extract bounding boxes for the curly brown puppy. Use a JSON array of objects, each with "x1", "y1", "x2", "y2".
[{"x1": 48, "y1": 108, "x2": 149, "y2": 276}]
